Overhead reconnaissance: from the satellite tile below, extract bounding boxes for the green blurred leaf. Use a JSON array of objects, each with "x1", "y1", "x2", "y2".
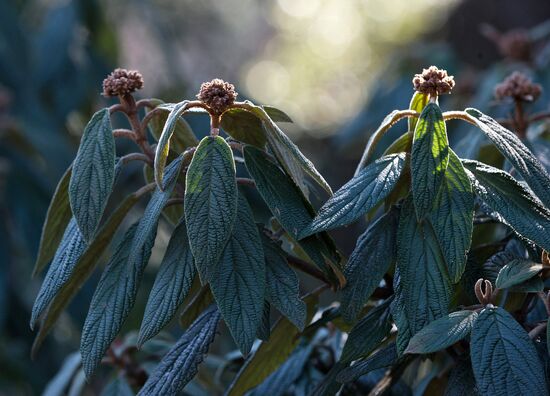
[
  {"x1": 263, "y1": 106, "x2": 293, "y2": 123},
  {"x1": 408, "y1": 92, "x2": 429, "y2": 132},
  {"x1": 495, "y1": 259, "x2": 542, "y2": 289},
  {"x1": 444, "y1": 359, "x2": 479, "y2": 396},
  {"x1": 101, "y1": 377, "x2": 134, "y2": 396},
  {"x1": 336, "y1": 343, "x2": 397, "y2": 383}
]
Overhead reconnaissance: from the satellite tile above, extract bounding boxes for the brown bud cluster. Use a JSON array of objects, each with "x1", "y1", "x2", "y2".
[
  {"x1": 197, "y1": 79, "x2": 237, "y2": 114},
  {"x1": 494, "y1": 71, "x2": 542, "y2": 102},
  {"x1": 497, "y1": 29, "x2": 532, "y2": 62},
  {"x1": 412, "y1": 66, "x2": 455, "y2": 97},
  {"x1": 102, "y1": 68, "x2": 144, "y2": 97}
]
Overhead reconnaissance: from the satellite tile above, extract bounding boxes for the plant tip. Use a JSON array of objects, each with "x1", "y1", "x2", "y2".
[
  {"x1": 102, "y1": 68, "x2": 144, "y2": 97},
  {"x1": 197, "y1": 78, "x2": 238, "y2": 114},
  {"x1": 412, "y1": 66, "x2": 455, "y2": 97}
]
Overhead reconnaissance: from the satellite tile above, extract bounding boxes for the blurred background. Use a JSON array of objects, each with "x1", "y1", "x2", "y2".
[{"x1": 1, "y1": 0, "x2": 550, "y2": 394}]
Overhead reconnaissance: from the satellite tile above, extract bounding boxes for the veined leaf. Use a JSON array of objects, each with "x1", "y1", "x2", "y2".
[
  {"x1": 138, "y1": 219, "x2": 196, "y2": 347},
  {"x1": 340, "y1": 208, "x2": 398, "y2": 322},
  {"x1": 397, "y1": 197, "x2": 451, "y2": 335},
  {"x1": 30, "y1": 218, "x2": 86, "y2": 328},
  {"x1": 220, "y1": 108, "x2": 267, "y2": 147},
  {"x1": 405, "y1": 310, "x2": 477, "y2": 354},
  {"x1": 69, "y1": 108, "x2": 115, "y2": 241},
  {"x1": 336, "y1": 343, "x2": 397, "y2": 383},
  {"x1": 256, "y1": 301, "x2": 271, "y2": 342},
  {"x1": 185, "y1": 136, "x2": 237, "y2": 282},
  {"x1": 495, "y1": 259, "x2": 542, "y2": 289},
  {"x1": 300, "y1": 153, "x2": 406, "y2": 237},
  {"x1": 143, "y1": 164, "x2": 182, "y2": 225},
  {"x1": 466, "y1": 108, "x2": 550, "y2": 208},
  {"x1": 429, "y1": 150, "x2": 474, "y2": 283},
  {"x1": 408, "y1": 92, "x2": 429, "y2": 132},
  {"x1": 262, "y1": 235, "x2": 306, "y2": 330},
  {"x1": 137, "y1": 305, "x2": 221, "y2": 396},
  {"x1": 411, "y1": 102, "x2": 449, "y2": 218},
  {"x1": 209, "y1": 194, "x2": 265, "y2": 355},
  {"x1": 34, "y1": 165, "x2": 72, "y2": 276},
  {"x1": 391, "y1": 270, "x2": 412, "y2": 355},
  {"x1": 463, "y1": 160, "x2": 550, "y2": 252},
  {"x1": 470, "y1": 306, "x2": 547, "y2": 395}
]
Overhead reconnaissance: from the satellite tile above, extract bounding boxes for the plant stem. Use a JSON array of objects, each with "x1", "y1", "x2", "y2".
[
  {"x1": 120, "y1": 153, "x2": 152, "y2": 166},
  {"x1": 113, "y1": 129, "x2": 136, "y2": 140},
  {"x1": 287, "y1": 255, "x2": 329, "y2": 284}
]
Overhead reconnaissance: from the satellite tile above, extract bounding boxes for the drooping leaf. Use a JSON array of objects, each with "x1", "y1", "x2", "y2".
[
  {"x1": 220, "y1": 108, "x2": 267, "y2": 147},
  {"x1": 137, "y1": 306, "x2": 221, "y2": 396},
  {"x1": 408, "y1": 91, "x2": 429, "y2": 132},
  {"x1": 101, "y1": 377, "x2": 134, "y2": 396},
  {"x1": 42, "y1": 352, "x2": 82, "y2": 396},
  {"x1": 262, "y1": 235, "x2": 306, "y2": 330},
  {"x1": 340, "y1": 299, "x2": 392, "y2": 363},
  {"x1": 30, "y1": 218, "x2": 87, "y2": 328},
  {"x1": 429, "y1": 150, "x2": 474, "y2": 282},
  {"x1": 470, "y1": 306, "x2": 548, "y2": 395},
  {"x1": 390, "y1": 270, "x2": 412, "y2": 355},
  {"x1": 69, "y1": 108, "x2": 115, "y2": 241},
  {"x1": 411, "y1": 102, "x2": 449, "y2": 218},
  {"x1": 340, "y1": 208, "x2": 398, "y2": 322},
  {"x1": 138, "y1": 219, "x2": 196, "y2": 347},
  {"x1": 300, "y1": 154, "x2": 407, "y2": 237},
  {"x1": 34, "y1": 165, "x2": 72, "y2": 276},
  {"x1": 336, "y1": 343, "x2": 397, "y2": 383},
  {"x1": 209, "y1": 194, "x2": 265, "y2": 354},
  {"x1": 383, "y1": 132, "x2": 413, "y2": 156},
  {"x1": 397, "y1": 197, "x2": 451, "y2": 336},
  {"x1": 185, "y1": 136, "x2": 237, "y2": 282},
  {"x1": 179, "y1": 285, "x2": 214, "y2": 329},
  {"x1": 263, "y1": 105, "x2": 293, "y2": 123},
  {"x1": 495, "y1": 259, "x2": 543, "y2": 289},
  {"x1": 463, "y1": 160, "x2": 550, "y2": 252},
  {"x1": 143, "y1": 164, "x2": 183, "y2": 225},
  {"x1": 405, "y1": 310, "x2": 478, "y2": 354},
  {"x1": 256, "y1": 301, "x2": 271, "y2": 342},
  {"x1": 466, "y1": 108, "x2": 550, "y2": 208}
]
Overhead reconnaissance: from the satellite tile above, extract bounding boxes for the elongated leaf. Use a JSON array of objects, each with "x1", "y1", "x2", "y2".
[
  {"x1": 138, "y1": 220, "x2": 196, "y2": 347},
  {"x1": 256, "y1": 301, "x2": 271, "y2": 342},
  {"x1": 411, "y1": 102, "x2": 449, "y2": 218},
  {"x1": 340, "y1": 208, "x2": 398, "y2": 322},
  {"x1": 336, "y1": 343, "x2": 397, "y2": 383},
  {"x1": 300, "y1": 153, "x2": 406, "y2": 237},
  {"x1": 34, "y1": 165, "x2": 72, "y2": 276},
  {"x1": 220, "y1": 108, "x2": 267, "y2": 147},
  {"x1": 397, "y1": 197, "x2": 451, "y2": 335},
  {"x1": 340, "y1": 299, "x2": 392, "y2": 363},
  {"x1": 138, "y1": 306, "x2": 221, "y2": 396},
  {"x1": 262, "y1": 235, "x2": 306, "y2": 330},
  {"x1": 147, "y1": 99, "x2": 198, "y2": 153},
  {"x1": 43, "y1": 352, "x2": 82, "y2": 396},
  {"x1": 405, "y1": 310, "x2": 477, "y2": 354},
  {"x1": 263, "y1": 106, "x2": 293, "y2": 123},
  {"x1": 209, "y1": 194, "x2": 265, "y2": 354},
  {"x1": 495, "y1": 259, "x2": 542, "y2": 289},
  {"x1": 466, "y1": 108, "x2": 550, "y2": 207},
  {"x1": 463, "y1": 160, "x2": 550, "y2": 252},
  {"x1": 69, "y1": 108, "x2": 115, "y2": 241},
  {"x1": 391, "y1": 270, "x2": 412, "y2": 355},
  {"x1": 470, "y1": 306, "x2": 547, "y2": 395},
  {"x1": 408, "y1": 92, "x2": 429, "y2": 132},
  {"x1": 185, "y1": 136, "x2": 237, "y2": 282},
  {"x1": 383, "y1": 132, "x2": 412, "y2": 156},
  {"x1": 154, "y1": 100, "x2": 189, "y2": 189},
  {"x1": 101, "y1": 377, "x2": 134, "y2": 396},
  {"x1": 30, "y1": 218, "x2": 87, "y2": 328},
  {"x1": 179, "y1": 285, "x2": 214, "y2": 329},
  {"x1": 429, "y1": 150, "x2": 474, "y2": 282}
]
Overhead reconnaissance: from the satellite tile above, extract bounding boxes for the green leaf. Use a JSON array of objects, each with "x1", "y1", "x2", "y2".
[
  {"x1": 340, "y1": 299, "x2": 392, "y2": 363},
  {"x1": 463, "y1": 160, "x2": 550, "y2": 252},
  {"x1": 137, "y1": 306, "x2": 220, "y2": 396},
  {"x1": 263, "y1": 106, "x2": 293, "y2": 123},
  {"x1": 397, "y1": 197, "x2": 451, "y2": 335},
  {"x1": 262, "y1": 235, "x2": 306, "y2": 330},
  {"x1": 30, "y1": 218, "x2": 87, "y2": 328},
  {"x1": 143, "y1": 164, "x2": 182, "y2": 225},
  {"x1": 495, "y1": 259, "x2": 542, "y2": 289},
  {"x1": 179, "y1": 285, "x2": 214, "y2": 329},
  {"x1": 411, "y1": 102, "x2": 449, "y2": 218},
  {"x1": 405, "y1": 310, "x2": 478, "y2": 354},
  {"x1": 256, "y1": 301, "x2": 271, "y2": 341},
  {"x1": 185, "y1": 136, "x2": 237, "y2": 282},
  {"x1": 154, "y1": 100, "x2": 189, "y2": 189},
  {"x1": 340, "y1": 208, "x2": 398, "y2": 322},
  {"x1": 429, "y1": 150, "x2": 474, "y2": 282},
  {"x1": 69, "y1": 108, "x2": 116, "y2": 241},
  {"x1": 444, "y1": 359, "x2": 479, "y2": 396},
  {"x1": 101, "y1": 377, "x2": 134, "y2": 396},
  {"x1": 300, "y1": 153, "x2": 407, "y2": 237},
  {"x1": 470, "y1": 306, "x2": 548, "y2": 395},
  {"x1": 336, "y1": 343, "x2": 397, "y2": 383},
  {"x1": 408, "y1": 92, "x2": 429, "y2": 132},
  {"x1": 390, "y1": 270, "x2": 412, "y2": 355},
  {"x1": 220, "y1": 108, "x2": 267, "y2": 147},
  {"x1": 34, "y1": 165, "x2": 72, "y2": 276},
  {"x1": 466, "y1": 108, "x2": 550, "y2": 208},
  {"x1": 383, "y1": 132, "x2": 413, "y2": 156},
  {"x1": 138, "y1": 219, "x2": 196, "y2": 347},
  {"x1": 209, "y1": 194, "x2": 265, "y2": 354}
]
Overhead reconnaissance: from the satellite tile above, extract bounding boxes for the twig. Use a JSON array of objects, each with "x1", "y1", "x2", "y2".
[
  {"x1": 287, "y1": 255, "x2": 329, "y2": 284},
  {"x1": 236, "y1": 177, "x2": 255, "y2": 187},
  {"x1": 120, "y1": 153, "x2": 152, "y2": 166},
  {"x1": 113, "y1": 129, "x2": 136, "y2": 140},
  {"x1": 528, "y1": 321, "x2": 547, "y2": 339}
]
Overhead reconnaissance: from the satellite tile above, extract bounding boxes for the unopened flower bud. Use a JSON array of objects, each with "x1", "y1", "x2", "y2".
[
  {"x1": 412, "y1": 66, "x2": 455, "y2": 97},
  {"x1": 494, "y1": 71, "x2": 541, "y2": 102},
  {"x1": 102, "y1": 68, "x2": 144, "y2": 97},
  {"x1": 197, "y1": 79, "x2": 237, "y2": 114}
]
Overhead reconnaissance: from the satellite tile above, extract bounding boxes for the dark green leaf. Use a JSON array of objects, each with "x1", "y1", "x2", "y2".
[
  {"x1": 466, "y1": 108, "x2": 550, "y2": 208},
  {"x1": 495, "y1": 259, "x2": 542, "y2": 289},
  {"x1": 262, "y1": 235, "x2": 306, "y2": 330},
  {"x1": 405, "y1": 310, "x2": 477, "y2": 354},
  {"x1": 138, "y1": 219, "x2": 196, "y2": 347},
  {"x1": 179, "y1": 285, "x2": 214, "y2": 329},
  {"x1": 444, "y1": 359, "x2": 479, "y2": 396},
  {"x1": 43, "y1": 352, "x2": 82, "y2": 396},
  {"x1": 137, "y1": 306, "x2": 221, "y2": 396},
  {"x1": 209, "y1": 194, "x2": 265, "y2": 354},
  {"x1": 300, "y1": 153, "x2": 407, "y2": 237},
  {"x1": 185, "y1": 136, "x2": 237, "y2": 282},
  {"x1": 69, "y1": 108, "x2": 115, "y2": 241},
  {"x1": 411, "y1": 102, "x2": 449, "y2": 218},
  {"x1": 256, "y1": 301, "x2": 271, "y2": 341},
  {"x1": 463, "y1": 160, "x2": 550, "y2": 252},
  {"x1": 143, "y1": 164, "x2": 183, "y2": 225},
  {"x1": 397, "y1": 197, "x2": 451, "y2": 336},
  {"x1": 34, "y1": 165, "x2": 72, "y2": 276},
  {"x1": 383, "y1": 132, "x2": 412, "y2": 156},
  {"x1": 263, "y1": 106, "x2": 293, "y2": 123},
  {"x1": 470, "y1": 306, "x2": 547, "y2": 395},
  {"x1": 429, "y1": 150, "x2": 474, "y2": 282},
  {"x1": 336, "y1": 343, "x2": 397, "y2": 383},
  {"x1": 390, "y1": 270, "x2": 412, "y2": 355},
  {"x1": 101, "y1": 377, "x2": 134, "y2": 396},
  {"x1": 220, "y1": 108, "x2": 267, "y2": 147},
  {"x1": 340, "y1": 208, "x2": 398, "y2": 322},
  {"x1": 408, "y1": 92, "x2": 429, "y2": 132}
]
